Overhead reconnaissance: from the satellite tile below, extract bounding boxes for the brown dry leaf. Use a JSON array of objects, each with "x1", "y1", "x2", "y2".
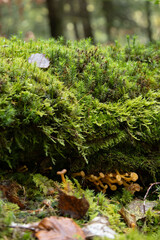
[
  {"x1": 119, "y1": 207, "x2": 137, "y2": 228},
  {"x1": 35, "y1": 216, "x2": 85, "y2": 240},
  {"x1": 57, "y1": 188, "x2": 89, "y2": 219},
  {"x1": 0, "y1": 180, "x2": 25, "y2": 209}
]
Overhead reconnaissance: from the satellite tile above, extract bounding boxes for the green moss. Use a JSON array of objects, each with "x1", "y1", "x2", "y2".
[{"x1": 0, "y1": 36, "x2": 160, "y2": 180}]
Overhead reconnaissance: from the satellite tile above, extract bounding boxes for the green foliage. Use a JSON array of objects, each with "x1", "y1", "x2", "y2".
[
  {"x1": 72, "y1": 180, "x2": 126, "y2": 232},
  {"x1": 115, "y1": 229, "x2": 160, "y2": 240},
  {"x1": 141, "y1": 208, "x2": 160, "y2": 233},
  {"x1": 0, "y1": 36, "x2": 160, "y2": 180},
  {"x1": 113, "y1": 188, "x2": 134, "y2": 206},
  {"x1": 0, "y1": 200, "x2": 22, "y2": 239},
  {"x1": 32, "y1": 173, "x2": 55, "y2": 195}
]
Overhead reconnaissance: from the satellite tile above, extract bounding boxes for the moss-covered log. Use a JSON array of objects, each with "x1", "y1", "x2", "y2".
[{"x1": 0, "y1": 36, "x2": 160, "y2": 181}]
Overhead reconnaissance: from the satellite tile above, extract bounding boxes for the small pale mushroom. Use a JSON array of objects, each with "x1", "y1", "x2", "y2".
[
  {"x1": 126, "y1": 183, "x2": 141, "y2": 194},
  {"x1": 93, "y1": 179, "x2": 108, "y2": 193},
  {"x1": 106, "y1": 181, "x2": 117, "y2": 191},
  {"x1": 101, "y1": 184, "x2": 108, "y2": 193},
  {"x1": 110, "y1": 184, "x2": 117, "y2": 191},
  {"x1": 86, "y1": 174, "x2": 98, "y2": 182},
  {"x1": 72, "y1": 171, "x2": 85, "y2": 178},
  {"x1": 86, "y1": 175, "x2": 101, "y2": 190},
  {"x1": 121, "y1": 179, "x2": 130, "y2": 187},
  {"x1": 86, "y1": 174, "x2": 108, "y2": 192},
  {"x1": 103, "y1": 175, "x2": 119, "y2": 184},
  {"x1": 57, "y1": 169, "x2": 67, "y2": 185},
  {"x1": 121, "y1": 172, "x2": 138, "y2": 182},
  {"x1": 98, "y1": 172, "x2": 105, "y2": 179},
  {"x1": 130, "y1": 172, "x2": 138, "y2": 182}
]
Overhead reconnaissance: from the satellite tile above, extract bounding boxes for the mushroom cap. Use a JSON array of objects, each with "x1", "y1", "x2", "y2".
[
  {"x1": 88, "y1": 175, "x2": 98, "y2": 182},
  {"x1": 99, "y1": 172, "x2": 105, "y2": 178},
  {"x1": 116, "y1": 174, "x2": 121, "y2": 182},
  {"x1": 80, "y1": 171, "x2": 85, "y2": 177},
  {"x1": 108, "y1": 173, "x2": 113, "y2": 178},
  {"x1": 133, "y1": 183, "x2": 141, "y2": 192},
  {"x1": 117, "y1": 180, "x2": 123, "y2": 185},
  {"x1": 110, "y1": 185, "x2": 117, "y2": 191},
  {"x1": 130, "y1": 172, "x2": 138, "y2": 182},
  {"x1": 57, "y1": 169, "x2": 67, "y2": 175}
]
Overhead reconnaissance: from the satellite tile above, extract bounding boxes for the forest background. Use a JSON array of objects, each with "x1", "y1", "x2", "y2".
[{"x1": 0, "y1": 0, "x2": 160, "y2": 44}]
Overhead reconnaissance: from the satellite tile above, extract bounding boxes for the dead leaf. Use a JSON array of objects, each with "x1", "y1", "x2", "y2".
[
  {"x1": 127, "y1": 199, "x2": 157, "y2": 221},
  {"x1": 35, "y1": 216, "x2": 85, "y2": 240},
  {"x1": 0, "y1": 180, "x2": 25, "y2": 209},
  {"x1": 82, "y1": 216, "x2": 117, "y2": 239},
  {"x1": 57, "y1": 188, "x2": 89, "y2": 219},
  {"x1": 28, "y1": 53, "x2": 50, "y2": 68}
]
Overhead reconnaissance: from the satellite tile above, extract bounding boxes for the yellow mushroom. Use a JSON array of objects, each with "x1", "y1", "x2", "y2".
[
  {"x1": 57, "y1": 169, "x2": 67, "y2": 184},
  {"x1": 72, "y1": 171, "x2": 85, "y2": 178}
]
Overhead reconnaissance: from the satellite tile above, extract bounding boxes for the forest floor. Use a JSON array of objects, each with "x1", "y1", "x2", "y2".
[{"x1": 0, "y1": 170, "x2": 160, "y2": 240}]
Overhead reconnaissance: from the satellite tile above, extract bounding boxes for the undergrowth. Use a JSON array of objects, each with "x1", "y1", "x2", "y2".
[
  {"x1": 0, "y1": 173, "x2": 160, "y2": 239},
  {"x1": 0, "y1": 36, "x2": 160, "y2": 181}
]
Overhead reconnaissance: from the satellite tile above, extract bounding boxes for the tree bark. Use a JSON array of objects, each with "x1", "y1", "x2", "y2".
[
  {"x1": 69, "y1": 0, "x2": 80, "y2": 39},
  {"x1": 102, "y1": 0, "x2": 114, "y2": 42},
  {"x1": 46, "y1": 0, "x2": 64, "y2": 38},
  {"x1": 146, "y1": 1, "x2": 153, "y2": 42},
  {"x1": 78, "y1": 0, "x2": 94, "y2": 41}
]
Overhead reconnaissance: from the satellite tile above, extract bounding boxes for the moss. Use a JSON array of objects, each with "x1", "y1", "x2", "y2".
[{"x1": 0, "y1": 36, "x2": 160, "y2": 180}]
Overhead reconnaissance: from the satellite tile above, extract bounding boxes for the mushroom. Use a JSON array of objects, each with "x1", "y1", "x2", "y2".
[
  {"x1": 98, "y1": 172, "x2": 105, "y2": 179},
  {"x1": 115, "y1": 170, "x2": 122, "y2": 182},
  {"x1": 126, "y1": 183, "x2": 141, "y2": 194},
  {"x1": 101, "y1": 184, "x2": 108, "y2": 193},
  {"x1": 103, "y1": 175, "x2": 119, "y2": 184},
  {"x1": 130, "y1": 172, "x2": 138, "y2": 182},
  {"x1": 86, "y1": 174, "x2": 108, "y2": 192},
  {"x1": 107, "y1": 182, "x2": 117, "y2": 191},
  {"x1": 86, "y1": 175, "x2": 99, "y2": 184},
  {"x1": 72, "y1": 171, "x2": 85, "y2": 178},
  {"x1": 57, "y1": 169, "x2": 67, "y2": 185},
  {"x1": 121, "y1": 172, "x2": 138, "y2": 182}
]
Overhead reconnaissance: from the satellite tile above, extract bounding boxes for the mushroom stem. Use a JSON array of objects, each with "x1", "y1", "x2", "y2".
[
  {"x1": 72, "y1": 171, "x2": 85, "y2": 178},
  {"x1": 57, "y1": 169, "x2": 67, "y2": 185},
  {"x1": 121, "y1": 172, "x2": 138, "y2": 182}
]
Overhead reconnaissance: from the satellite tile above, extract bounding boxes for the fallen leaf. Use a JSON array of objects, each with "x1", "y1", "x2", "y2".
[
  {"x1": 0, "y1": 180, "x2": 25, "y2": 209},
  {"x1": 57, "y1": 188, "x2": 89, "y2": 219},
  {"x1": 82, "y1": 216, "x2": 117, "y2": 239},
  {"x1": 127, "y1": 199, "x2": 157, "y2": 221},
  {"x1": 28, "y1": 53, "x2": 50, "y2": 68},
  {"x1": 35, "y1": 216, "x2": 85, "y2": 240}
]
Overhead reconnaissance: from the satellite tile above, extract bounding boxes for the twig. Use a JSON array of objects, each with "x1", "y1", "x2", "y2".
[
  {"x1": 9, "y1": 225, "x2": 35, "y2": 231},
  {"x1": 143, "y1": 182, "x2": 160, "y2": 214},
  {"x1": 8, "y1": 222, "x2": 39, "y2": 231}
]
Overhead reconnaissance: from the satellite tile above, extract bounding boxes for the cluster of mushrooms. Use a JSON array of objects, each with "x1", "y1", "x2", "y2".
[
  {"x1": 56, "y1": 169, "x2": 141, "y2": 194},
  {"x1": 72, "y1": 170, "x2": 141, "y2": 194}
]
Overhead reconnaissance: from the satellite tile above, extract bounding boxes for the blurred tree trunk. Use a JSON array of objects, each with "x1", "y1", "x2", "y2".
[
  {"x1": 78, "y1": 0, "x2": 94, "y2": 41},
  {"x1": 146, "y1": 1, "x2": 153, "y2": 42},
  {"x1": 46, "y1": 0, "x2": 64, "y2": 38},
  {"x1": 0, "y1": 8, "x2": 1, "y2": 36},
  {"x1": 102, "y1": 0, "x2": 114, "y2": 42},
  {"x1": 68, "y1": 0, "x2": 80, "y2": 39}
]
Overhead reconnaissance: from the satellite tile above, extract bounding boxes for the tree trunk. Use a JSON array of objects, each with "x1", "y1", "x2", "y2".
[
  {"x1": 46, "y1": 0, "x2": 64, "y2": 38},
  {"x1": 146, "y1": 1, "x2": 153, "y2": 42},
  {"x1": 102, "y1": 0, "x2": 114, "y2": 43},
  {"x1": 69, "y1": 0, "x2": 80, "y2": 39},
  {"x1": 78, "y1": 0, "x2": 94, "y2": 41}
]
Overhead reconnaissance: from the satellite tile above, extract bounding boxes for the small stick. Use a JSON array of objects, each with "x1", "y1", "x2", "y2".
[
  {"x1": 143, "y1": 182, "x2": 160, "y2": 214},
  {"x1": 8, "y1": 225, "x2": 35, "y2": 231}
]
